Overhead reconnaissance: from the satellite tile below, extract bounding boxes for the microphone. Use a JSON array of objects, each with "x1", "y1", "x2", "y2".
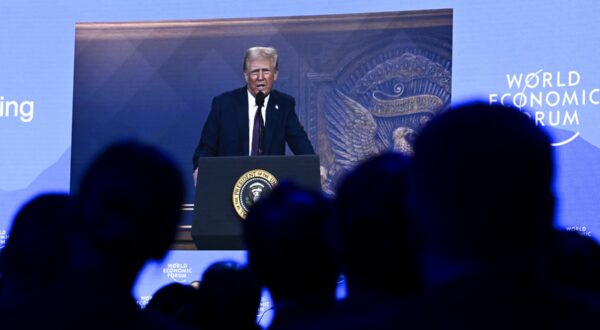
[{"x1": 255, "y1": 91, "x2": 265, "y2": 108}]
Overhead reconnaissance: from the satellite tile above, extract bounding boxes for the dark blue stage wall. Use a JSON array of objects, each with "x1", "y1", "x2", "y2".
[{"x1": 71, "y1": 9, "x2": 453, "y2": 226}]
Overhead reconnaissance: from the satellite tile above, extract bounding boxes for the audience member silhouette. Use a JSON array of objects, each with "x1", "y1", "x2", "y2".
[
  {"x1": 0, "y1": 193, "x2": 73, "y2": 326},
  {"x1": 56, "y1": 141, "x2": 184, "y2": 329},
  {"x1": 0, "y1": 193, "x2": 72, "y2": 295},
  {"x1": 334, "y1": 152, "x2": 419, "y2": 299},
  {"x1": 410, "y1": 101, "x2": 599, "y2": 328},
  {"x1": 303, "y1": 152, "x2": 420, "y2": 329},
  {"x1": 243, "y1": 181, "x2": 337, "y2": 329},
  {"x1": 177, "y1": 260, "x2": 261, "y2": 330},
  {"x1": 145, "y1": 282, "x2": 199, "y2": 318}
]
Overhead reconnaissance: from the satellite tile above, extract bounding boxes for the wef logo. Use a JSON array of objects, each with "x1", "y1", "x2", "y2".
[{"x1": 489, "y1": 69, "x2": 600, "y2": 147}]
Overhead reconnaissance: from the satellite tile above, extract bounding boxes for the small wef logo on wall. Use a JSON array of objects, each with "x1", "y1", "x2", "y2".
[
  {"x1": 0, "y1": 230, "x2": 8, "y2": 249},
  {"x1": 163, "y1": 263, "x2": 193, "y2": 283},
  {"x1": 137, "y1": 295, "x2": 152, "y2": 309},
  {"x1": 489, "y1": 69, "x2": 600, "y2": 146},
  {"x1": 566, "y1": 225, "x2": 593, "y2": 237}
]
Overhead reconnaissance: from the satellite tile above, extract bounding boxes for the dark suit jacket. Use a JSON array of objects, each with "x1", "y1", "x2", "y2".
[{"x1": 193, "y1": 87, "x2": 314, "y2": 169}]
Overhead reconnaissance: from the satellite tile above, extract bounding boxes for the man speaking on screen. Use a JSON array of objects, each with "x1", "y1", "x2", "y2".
[{"x1": 192, "y1": 46, "x2": 315, "y2": 182}]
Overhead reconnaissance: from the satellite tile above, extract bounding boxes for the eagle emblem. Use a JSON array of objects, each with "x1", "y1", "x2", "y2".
[{"x1": 320, "y1": 52, "x2": 451, "y2": 193}]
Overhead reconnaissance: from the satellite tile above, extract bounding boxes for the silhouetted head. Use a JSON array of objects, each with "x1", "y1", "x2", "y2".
[
  {"x1": 334, "y1": 152, "x2": 419, "y2": 296},
  {"x1": 144, "y1": 282, "x2": 198, "y2": 316},
  {"x1": 0, "y1": 193, "x2": 72, "y2": 292},
  {"x1": 412, "y1": 102, "x2": 554, "y2": 263},
  {"x1": 193, "y1": 260, "x2": 261, "y2": 329},
  {"x1": 243, "y1": 181, "x2": 337, "y2": 303},
  {"x1": 74, "y1": 141, "x2": 184, "y2": 266}
]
